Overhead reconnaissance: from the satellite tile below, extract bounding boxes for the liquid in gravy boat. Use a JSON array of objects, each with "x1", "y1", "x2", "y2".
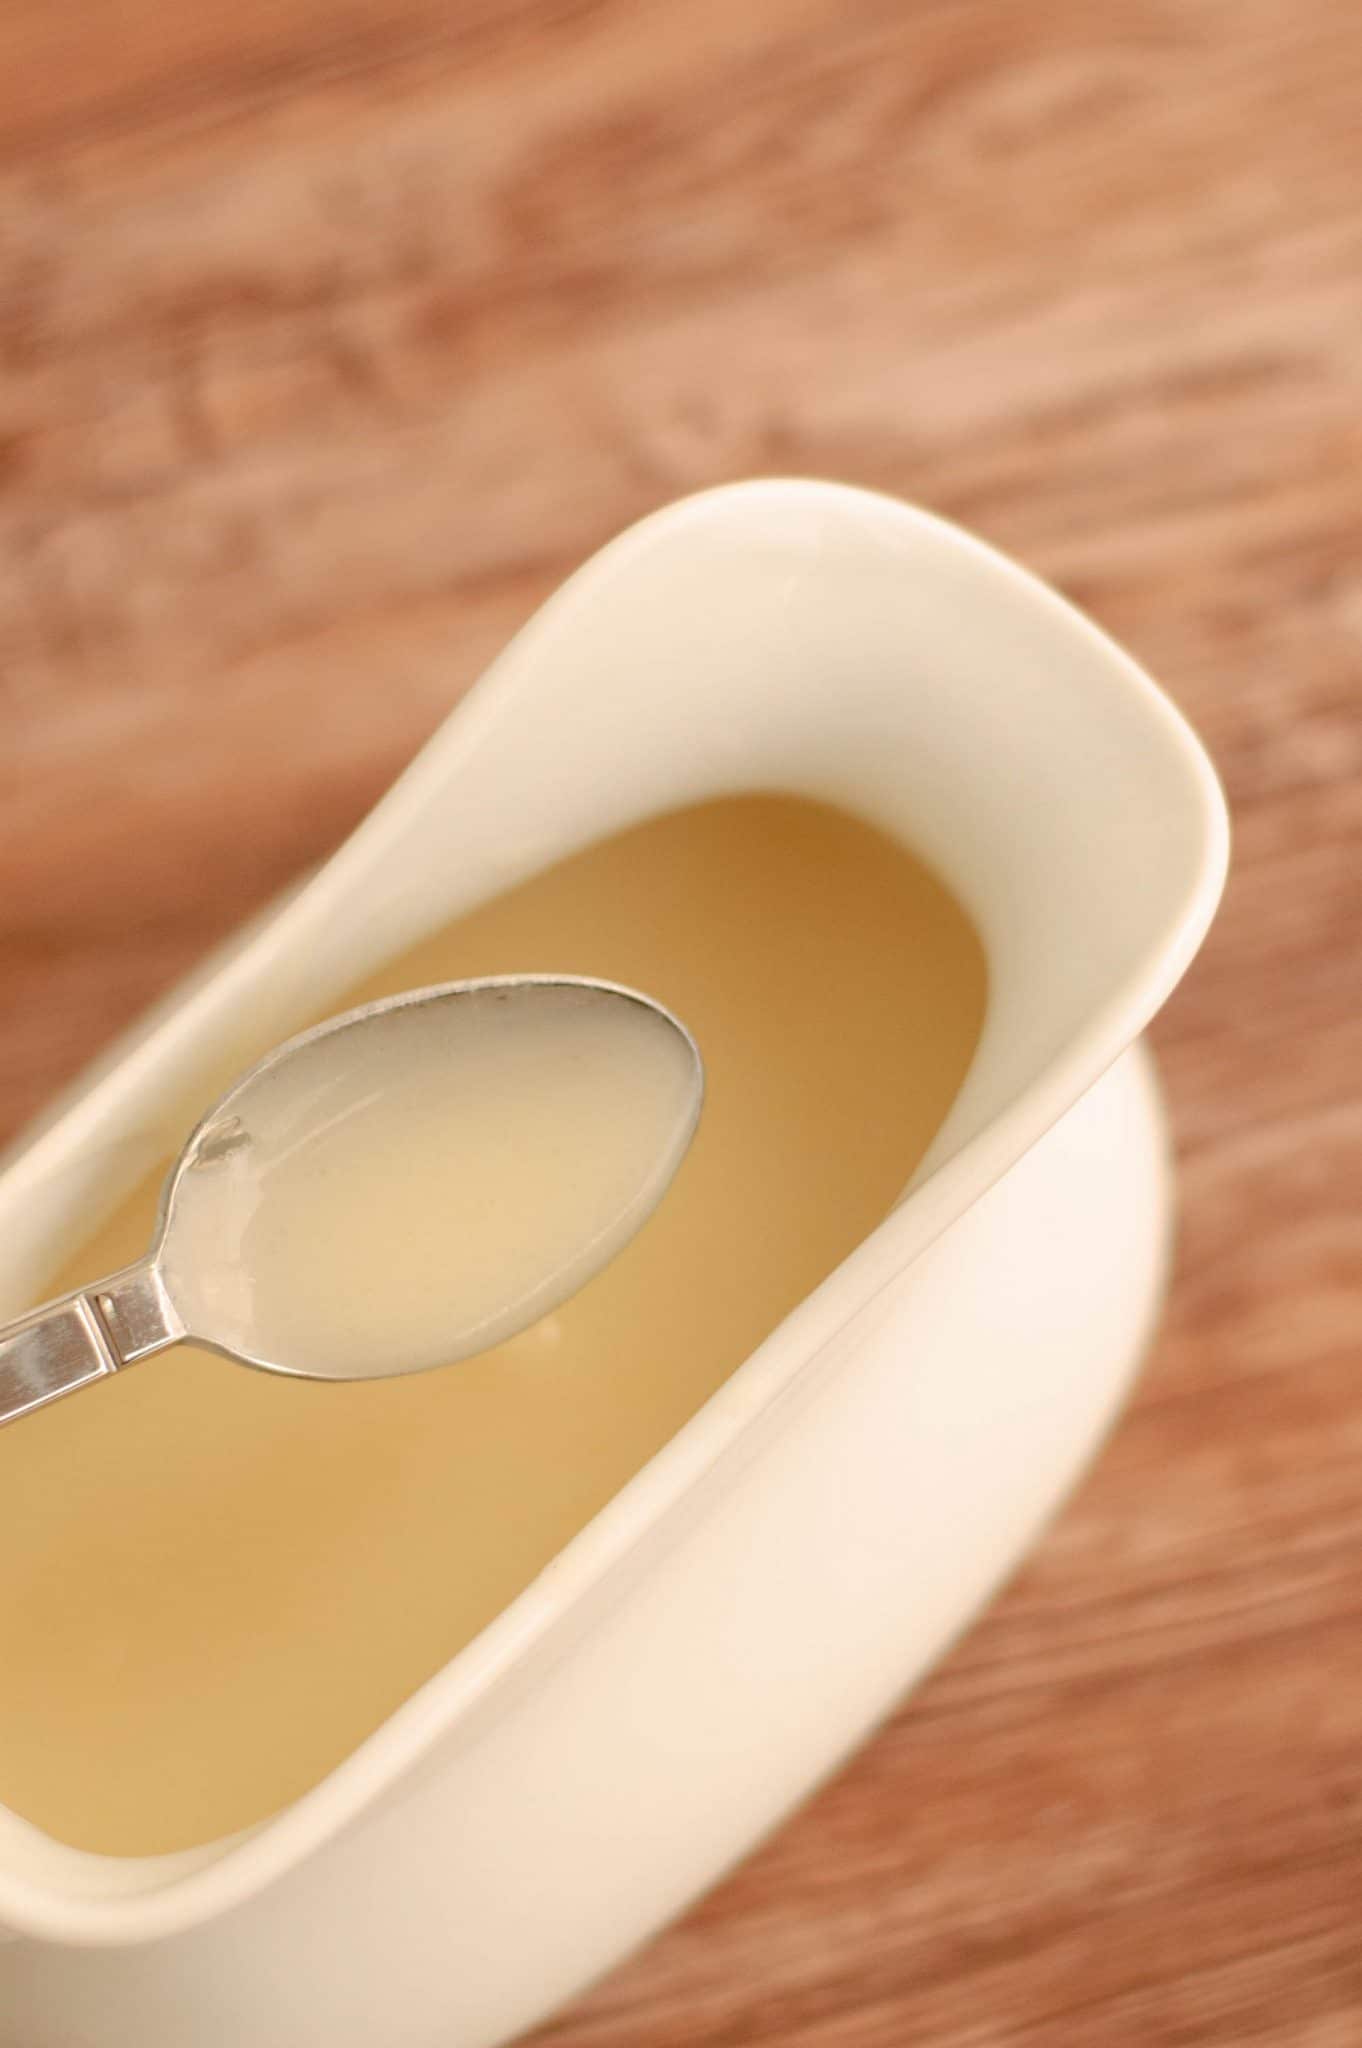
[{"x1": 0, "y1": 481, "x2": 1227, "y2": 2047}]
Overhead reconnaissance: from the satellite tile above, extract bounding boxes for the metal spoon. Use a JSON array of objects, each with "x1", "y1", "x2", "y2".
[{"x1": 0, "y1": 977, "x2": 703, "y2": 1430}]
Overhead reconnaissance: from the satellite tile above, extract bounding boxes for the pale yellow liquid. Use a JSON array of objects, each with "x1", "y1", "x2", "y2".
[
  {"x1": 163, "y1": 981, "x2": 703, "y2": 1380},
  {"x1": 0, "y1": 795, "x2": 986, "y2": 1856}
]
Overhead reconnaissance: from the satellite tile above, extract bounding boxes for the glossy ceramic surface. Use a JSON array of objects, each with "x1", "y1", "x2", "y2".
[{"x1": 0, "y1": 481, "x2": 1227, "y2": 2047}]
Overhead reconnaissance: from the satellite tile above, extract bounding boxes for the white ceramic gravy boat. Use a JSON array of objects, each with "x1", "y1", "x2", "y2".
[{"x1": 0, "y1": 481, "x2": 1227, "y2": 2048}]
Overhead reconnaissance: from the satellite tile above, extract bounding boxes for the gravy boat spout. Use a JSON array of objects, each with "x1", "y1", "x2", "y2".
[{"x1": 0, "y1": 482, "x2": 1227, "y2": 2048}]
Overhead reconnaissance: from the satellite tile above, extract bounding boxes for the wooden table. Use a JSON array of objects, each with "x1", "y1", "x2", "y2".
[{"x1": 3, "y1": 2, "x2": 1360, "y2": 2040}]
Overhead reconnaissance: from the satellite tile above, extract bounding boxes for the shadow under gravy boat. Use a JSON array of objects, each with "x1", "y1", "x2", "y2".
[{"x1": 0, "y1": 481, "x2": 1227, "y2": 2047}]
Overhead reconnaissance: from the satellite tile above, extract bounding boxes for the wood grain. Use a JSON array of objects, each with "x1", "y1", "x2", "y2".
[{"x1": 2, "y1": 1, "x2": 1360, "y2": 2041}]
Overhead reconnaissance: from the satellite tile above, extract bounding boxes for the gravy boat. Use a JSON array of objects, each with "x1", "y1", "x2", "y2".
[{"x1": 0, "y1": 481, "x2": 1227, "y2": 2047}]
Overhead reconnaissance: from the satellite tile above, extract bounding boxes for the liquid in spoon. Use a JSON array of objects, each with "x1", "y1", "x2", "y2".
[
  {"x1": 160, "y1": 978, "x2": 705, "y2": 1380},
  {"x1": 0, "y1": 978, "x2": 703, "y2": 1428}
]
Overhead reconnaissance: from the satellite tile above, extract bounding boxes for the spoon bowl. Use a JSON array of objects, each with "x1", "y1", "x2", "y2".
[{"x1": 0, "y1": 977, "x2": 703, "y2": 1422}]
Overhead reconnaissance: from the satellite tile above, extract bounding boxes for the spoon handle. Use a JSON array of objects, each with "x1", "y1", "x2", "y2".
[{"x1": 0, "y1": 1261, "x2": 183, "y2": 1430}]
